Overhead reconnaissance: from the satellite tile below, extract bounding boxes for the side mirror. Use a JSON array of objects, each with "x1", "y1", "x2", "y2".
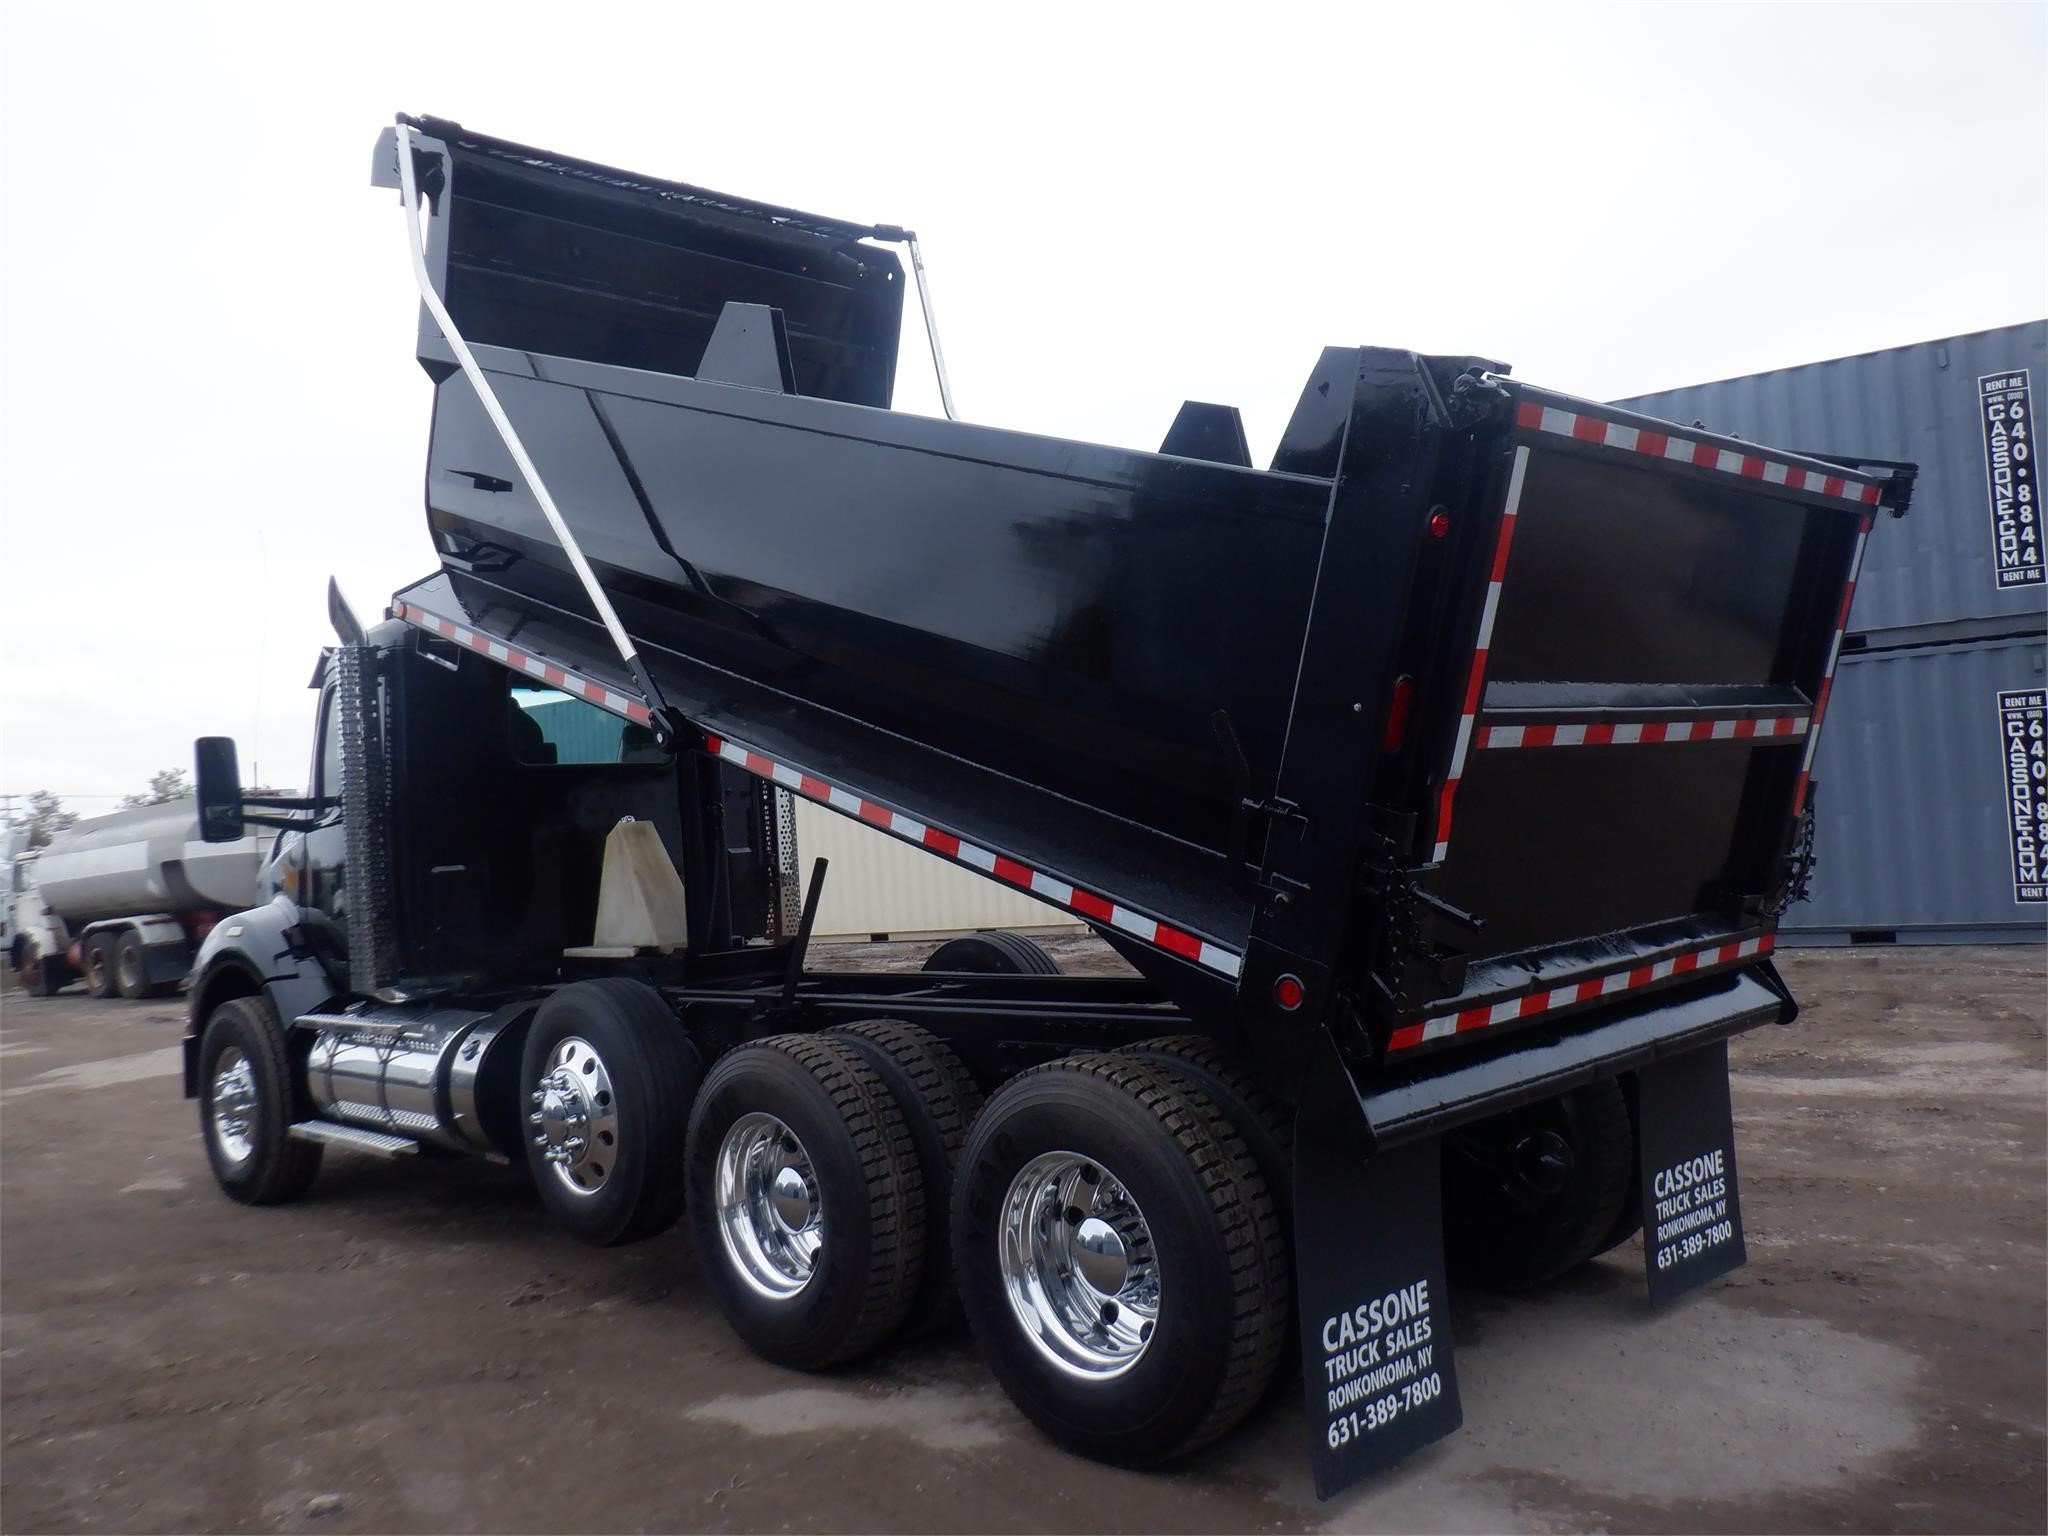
[{"x1": 194, "y1": 737, "x2": 245, "y2": 843}]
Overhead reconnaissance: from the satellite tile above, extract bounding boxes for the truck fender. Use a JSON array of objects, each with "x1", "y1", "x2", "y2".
[{"x1": 182, "y1": 896, "x2": 341, "y2": 1098}]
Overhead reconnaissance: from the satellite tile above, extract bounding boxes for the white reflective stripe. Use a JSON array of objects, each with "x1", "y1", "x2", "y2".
[
  {"x1": 1488, "y1": 998, "x2": 1523, "y2": 1026},
  {"x1": 1710, "y1": 719, "x2": 1738, "y2": 740},
  {"x1": 891, "y1": 814, "x2": 927, "y2": 841},
  {"x1": 956, "y1": 843, "x2": 997, "y2": 873},
  {"x1": 1540, "y1": 405, "x2": 1576, "y2": 436},
  {"x1": 1602, "y1": 970, "x2": 1634, "y2": 994},
  {"x1": 1737, "y1": 936, "x2": 1763, "y2": 957},
  {"x1": 1604, "y1": 422, "x2": 1639, "y2": 452},
  {"x1": 1488, "y1": 725, "x2": 1526, "y2": 749},
  {"x1": 487, "y1": 641, "x2": 509, "y2": 661},
  {"x1": 1451, "y1": 712, "x2": 1476, "y2": 763},
  {"x1": 1763, "y1": 461, "x2": 1789, "y2": 485},
  {"x1": 1665, "y1": 436, "x2": 1695, "y2": 462},
  {"x1": 1477, "y1": 581, "x2": 1504, "y2": 646},
  {"x1": 825, "y1": 787, "x2": 862, "y2": 814},
  {"x1": 1613, "y1": 722, "x2": 1644, "y2": 744},
  {"x1": 1029, "y1": 872, "x2": 1073, "y2": 904},
  {"x1": 1431, "y1": 839, "x2": 1450, "y2": 863},
  {"x1": 718, "y1": 741, "x2": 749, "y2": 767},
  {"x1": 769, "y1": 763, "x2": 802, "y2": 789},
  {"x1": 603, "y1": 691, "x2": 634, "y2": 713},
  {"x1": 1108, "y1": 904, "x2": 1154, "y2": 939},
  {"x1": 1198, "y1": 942, "x2": 1242, "y2": 978},
  {"x1": 1650, "y1": 959, "x2": 1676, "y2": 980},
  {"x1": 453, "y1": 627, "x2": 475, "y2": 646},
  {"x1": 1547, "y1": 985, "x2": 1579, "y2": 1009},
  {"x1": 1421, "y1": 1016, "x2": 1460, "y2": 1042},
  {"x1": 523, "y1": 657, "x2": 548, "y2": 678},
  {"x1": 1552, "y1": 723, "x2": 1586, "y2": 746},
  {"x1": 1717, "y1": 449, "x2": 1746, "y2": 475}
]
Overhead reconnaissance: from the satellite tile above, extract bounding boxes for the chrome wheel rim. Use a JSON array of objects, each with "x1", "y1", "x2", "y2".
[
  {"x1": 209, "y1": 1047, "x2": 258, "y2": 1166},
  {"x1": 998, "y1": 1151, "x2": 1161, "y2": 1378},
  {"x1": 715, "y1": 1113, "x2": 822, "y2": 1299},
  {"x1": 527, "y1": 1036, "x2": 618, "y2": 1197}
]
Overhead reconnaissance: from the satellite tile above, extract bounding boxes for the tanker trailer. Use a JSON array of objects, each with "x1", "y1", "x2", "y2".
[{"x1": 8, "y1": 799, "x2": 264, "y2": 999}]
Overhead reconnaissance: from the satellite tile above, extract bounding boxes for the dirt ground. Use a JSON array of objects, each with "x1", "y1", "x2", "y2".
[{"x1": 1, "y1": 942, "x2": 2041, "y2": 1534}]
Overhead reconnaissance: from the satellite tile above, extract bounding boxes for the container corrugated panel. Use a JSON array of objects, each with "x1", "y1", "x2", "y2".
[
  {"x1": 1785, "y1": 633, "x2": 2048, "y2": 943},
  {"x1": 1615, "y1": 321, "x2": 2048, "y2": 635},
  {"x1": 789, "y1": 798, "x2": 1079, "y2": 939}
]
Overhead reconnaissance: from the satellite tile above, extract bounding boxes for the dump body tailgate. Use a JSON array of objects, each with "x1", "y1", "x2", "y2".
[{"x1": 1391, "y1": 385, "x2": 1897, "y2": 1058}]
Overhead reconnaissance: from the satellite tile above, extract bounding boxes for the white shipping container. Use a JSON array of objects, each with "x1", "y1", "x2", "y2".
[{"x1": 789, "y1": 798, "x2": 1082, "y2": 939}]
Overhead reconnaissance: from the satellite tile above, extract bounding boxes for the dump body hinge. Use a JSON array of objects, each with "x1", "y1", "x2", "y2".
[{"x1": 1358, "y1": 804, "x2": 1476, "y2": 1016}]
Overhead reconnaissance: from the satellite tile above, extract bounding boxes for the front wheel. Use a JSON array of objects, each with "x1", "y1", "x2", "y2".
[
  {"x1": 952, "y1": 1056, "x2": 1287, "y2": 1466},
  {"x1": 197, "y1": 996, "x2": 322, "y2": 1204}
]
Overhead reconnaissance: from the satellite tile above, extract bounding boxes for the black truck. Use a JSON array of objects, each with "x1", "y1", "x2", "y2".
[{"x1": 183, "y1": 115, "x2": 1912, "y2": 1494}]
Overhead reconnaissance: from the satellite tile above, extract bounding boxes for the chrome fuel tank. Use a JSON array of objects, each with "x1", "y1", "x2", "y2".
[{"x1": 303, "y1": 1003, "x2": 526, "y2": 1154}]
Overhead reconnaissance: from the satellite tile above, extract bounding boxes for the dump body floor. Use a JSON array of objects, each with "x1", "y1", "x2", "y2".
[{"x1": 0, "y1": 945, "x2": 2040, "y2": 1534}]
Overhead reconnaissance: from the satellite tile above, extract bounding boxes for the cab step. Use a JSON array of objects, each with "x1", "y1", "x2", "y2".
[{"x1": 288, "y1": 1120, "x2": 419, "y2": 1157}]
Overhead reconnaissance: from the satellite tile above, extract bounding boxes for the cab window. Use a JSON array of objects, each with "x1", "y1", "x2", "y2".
[{"x1": 509, "y1": 683, "x2": 670, "y2": 766}]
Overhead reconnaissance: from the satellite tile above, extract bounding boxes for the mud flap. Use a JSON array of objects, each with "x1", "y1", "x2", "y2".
[
  {"x1": 1295, "y1": 1027, "x2": 1462, "y2": 1499},
  {"x1": 1636, "y1": 1038, "x2": 1747, "y2": 1304}
]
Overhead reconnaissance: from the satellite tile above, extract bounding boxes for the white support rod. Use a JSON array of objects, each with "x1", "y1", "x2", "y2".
[
  {"x1": 905, "y1": 235, "x2": 958, "y2": 421},
  {"x1": 392, "y1": 125, "x2": 651, "y2": 692}
]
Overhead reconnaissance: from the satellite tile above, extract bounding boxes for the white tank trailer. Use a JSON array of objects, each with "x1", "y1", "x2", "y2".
[{"x1": 6, "y1": 799, "x2": 264, "y2": 999}]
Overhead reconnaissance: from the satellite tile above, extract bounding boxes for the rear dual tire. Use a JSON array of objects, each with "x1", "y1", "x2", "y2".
[
  {"x1": 1443, "y1": 1077, "x2": 1635, "y2": 1291},
  {"x1": 686, "y1": 1034, "x2": 926, "y2": 1369},
  {"x1": 952, "y1": 1055, "x2": 1289, "y2": 1466}
]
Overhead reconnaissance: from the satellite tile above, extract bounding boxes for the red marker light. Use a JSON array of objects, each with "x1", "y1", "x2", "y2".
[
  {"x1": 1274, "y1": 974, "x2": 1305, "y2": 1011},
  {"x1": 1382, "y1": 674, "x2": 1414, "y2": 753},
  {"x1": 1428, "y1": 509, "x2": 1452, "y2": 540}
]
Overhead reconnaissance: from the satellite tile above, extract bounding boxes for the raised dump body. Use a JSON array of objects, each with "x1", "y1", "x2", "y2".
[
  {"x1": 379, "y1": 117, "x2": 1910, "y2": 1087},
  {"x1": 177, "y1": 116, "x2": 1919, "y2": 1502}
]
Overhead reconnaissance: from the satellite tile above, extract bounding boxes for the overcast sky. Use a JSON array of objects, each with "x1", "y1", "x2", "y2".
[{"x1": 2, "y1": 1, "x2": 2044, "y2": 815}]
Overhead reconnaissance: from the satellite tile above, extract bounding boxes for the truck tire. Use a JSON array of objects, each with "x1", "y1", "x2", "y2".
[
  {"x1": 1590, "y1": 1074, "x2": 1644, "y2": 1257},
  {"x1": 84, "y1": 936, "x2": 118, "y2": 999},
  {"x1": 1120, "y1": 1034, "x2": 1293, "y2": 1234},
  {"x1": 114, "y1": 932, "x2": 151, "y2": 1000},
  {"x1": 685, "y1": 1034, "x2": 925, "y2": 1369},
  {"x1": 197, "y1": 995, "x2": 323, "y2": 1204},
  {"x1": 922, "y1": 931, "x2": 1061, "y2": 975},
  {"x1": 22, "y1": 950, "x2": 68, "y2": 997},
  {"x1": 951, "y1": 1055, "x2": 1287, "y2": 1466},
  {"x1": 827, "y1": 1018, "x2": 984, "y2": 1334},
  {"x1": 1443, "y1": 1076, "x2": 1634, "y2": 1292},
  {"x1": 520, "y1": 979, "x2": 699, "y2": 1247}
]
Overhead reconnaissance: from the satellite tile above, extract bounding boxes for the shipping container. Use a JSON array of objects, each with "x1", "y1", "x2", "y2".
[
  {"x1": 1616, "y1": 321, "x2": 2048, "y2": 639},
  {"x1": 1784, "y1": 633, "x2": 2048, "y2": 944}
]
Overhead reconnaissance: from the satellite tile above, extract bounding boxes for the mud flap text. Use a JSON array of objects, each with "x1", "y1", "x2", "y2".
[{"x1": 1638, "y1": 1039, "x2": 1747, "y2": 1304}]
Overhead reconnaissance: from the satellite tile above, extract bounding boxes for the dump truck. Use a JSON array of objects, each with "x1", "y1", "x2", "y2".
[
  {"x1": 182, "y1": 115, "x2": 1913, "y2": 1495},
  {"x1": 8, "y1": 799, "x2": 263, "y2": 998}
]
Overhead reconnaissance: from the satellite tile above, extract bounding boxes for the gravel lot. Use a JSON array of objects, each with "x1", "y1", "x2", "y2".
[{"x1": 2, "y1": 943, "x2": 2041, "y2": 1533}]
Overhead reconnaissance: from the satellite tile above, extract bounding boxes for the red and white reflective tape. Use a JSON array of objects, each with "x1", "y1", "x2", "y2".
[
  {"x1": 1387, "y1": 934, "x2": 1774, "y2": 1054},
  {"x1": 1432, "y1": 445, "x2": 1528, "y2": 862},
  {"x1": 1474, "y1": 715, "x2": 1809, "y2": 750},
  {"x1": 1793, "y1": 516, "x2": 1875, "y2": 814},
  {"x1": 705, "y1": 734, "x2": 1244, "y2": 979},
  {"x1": 394, "y1": 603, "x2": 655, "y2": 726},
  {"x1": 1514, "y1": 398, "x2": 1885, "y2": 508}
]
